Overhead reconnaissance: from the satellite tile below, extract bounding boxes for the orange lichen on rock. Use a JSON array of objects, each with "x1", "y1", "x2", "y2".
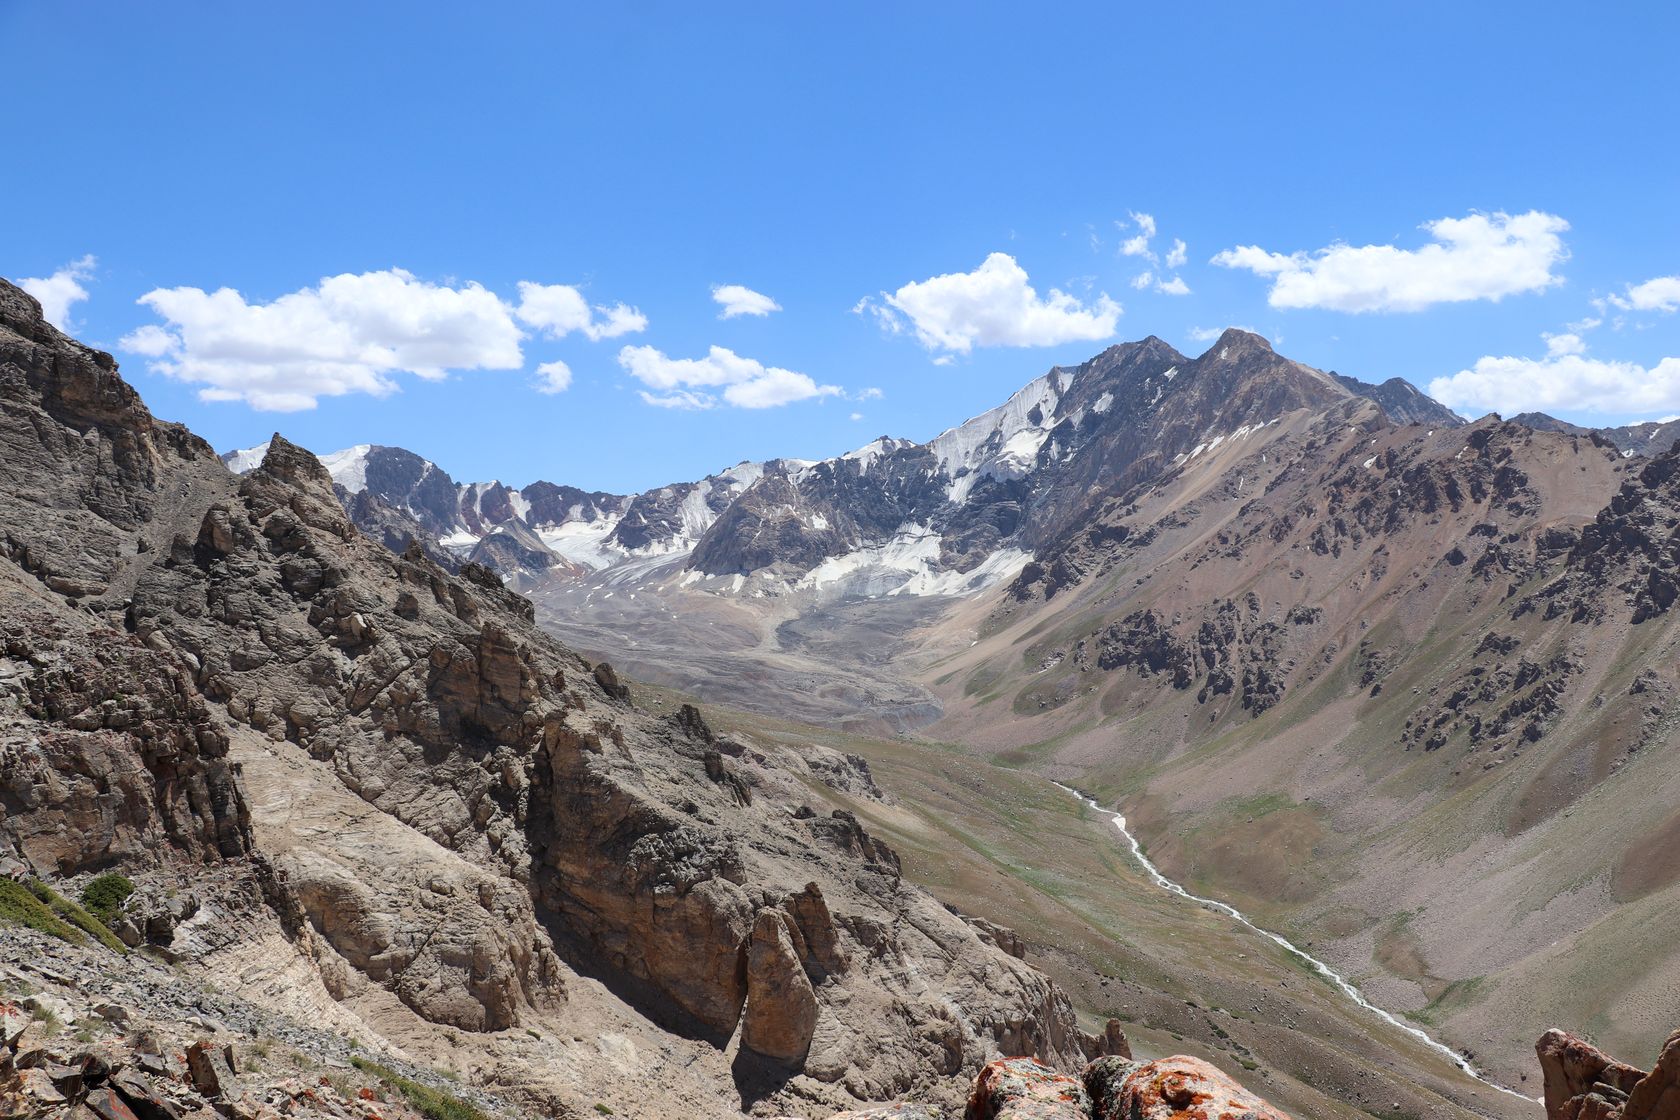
[
  {"x1": 1086, "y1": 1054, "x2": 1291, "y2": 1120},
  {"x1": 965, "y1": 1057, "x2": 1092, "y2": 1119}
]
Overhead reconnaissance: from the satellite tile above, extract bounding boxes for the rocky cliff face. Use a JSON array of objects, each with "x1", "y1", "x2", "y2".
[
  {"x1": 0, "y1": 280, "x2": 252, "y2": 882},
  {"x1": 0, "y1": 278, "x2": 1118, "y2": 1116}
]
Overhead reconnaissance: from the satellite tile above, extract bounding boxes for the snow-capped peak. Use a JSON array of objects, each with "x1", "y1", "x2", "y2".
[{"x1": 317, "y1": 445, "x2": 375, "y2": 493}]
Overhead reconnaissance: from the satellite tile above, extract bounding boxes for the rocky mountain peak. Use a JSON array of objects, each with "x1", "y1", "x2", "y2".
[
  {"x1": 256, "y1": 431, "x2": 337, "y2": 490},
  {"x1": 1204, "y1": 326, "x2": 1275, "y2": 357}
]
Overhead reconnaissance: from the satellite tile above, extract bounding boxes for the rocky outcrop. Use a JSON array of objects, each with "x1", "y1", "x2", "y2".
[
  {"x1": 742, "y1": 908, "x2": 821, "y2": 1064},
  {"x1": 946, "y1": 1055, "x2": 1293, "y2": 1120},
  {"x1": 0, "y1": 276, "x2": 1107, "y2": 1111},
  {"x1": 1539, "y1": 1029, "x2": 1680, "y2": 1120},
  {"x1": 965, "y1": 1057, "x2": 1090, "y2": 1118},
  {"x1": 1529, "y1": 450, "x2": 1680, "y2": 624},
  {"x1": 0, "y1": 922, "x2": 506, "y2": 1120},
  {"x1": 1083, "y1": 1055, "x2": 1290, "y2": 1120}
]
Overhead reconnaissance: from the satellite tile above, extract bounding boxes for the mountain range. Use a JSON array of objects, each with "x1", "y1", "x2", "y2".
[
  {"x1": 7, "y1": 269, "x2": 1680, "y2": 1120},
  {"x1": 220, "y1": 321, "x2": 1680, "y2": 1094}
]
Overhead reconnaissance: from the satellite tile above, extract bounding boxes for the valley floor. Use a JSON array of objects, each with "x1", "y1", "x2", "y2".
[{"x1": 632, "y1": 680, "x2": 1542, "y2": 1120}]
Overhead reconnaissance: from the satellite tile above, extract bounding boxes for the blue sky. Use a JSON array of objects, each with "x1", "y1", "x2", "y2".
[{"x1": 6, "y1": 2, "x2": 1680, "y2": 493}]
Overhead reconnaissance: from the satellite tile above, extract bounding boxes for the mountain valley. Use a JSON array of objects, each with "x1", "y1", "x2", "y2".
[
  {"x1": 219, "y1": 323, "x2": 1680, "y2": 1099},
  {"x1": 5, "y1": 274, "x2": 1678, "y2": 1120}
]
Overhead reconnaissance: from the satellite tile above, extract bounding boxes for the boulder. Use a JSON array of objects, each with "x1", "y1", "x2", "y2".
[
  {"x1": 964, "y1": 1057, "x2": 1089, "y2": 1119},
  {"x1": 1085, "y1": 1054, "x2": 1291, "y2": 1120},
  {"x1": 1539, "y1": 1029, "x2": 1647, "y2": 1120},
  {"x1": 184, "y1": 1042, "x2": 241, "y2": 1101},
  {"x1": 1540, "y1": 1029, "x2": 1680, "y2": 1120},
  {"x1": 741, "y1": 909, "x2": 820, "y2": 1065},
  {"x1": 1624, "y1": 1030, "x2": 1680, "y2": 1119}
]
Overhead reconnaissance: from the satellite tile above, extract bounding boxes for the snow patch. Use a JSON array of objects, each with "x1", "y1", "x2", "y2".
[
  {"x1": 319, "y1": 445, "x2": 374, "y2": 493},
  {"x1": 538, "y1": 515, "x2": 628, "y2": 570},
  {"x1": 796, "y1": 525, "x2": 1032, "y2": 598},
  {"x1": 222, "y1": 442, "x2": 271, "y2": 474},
  {"x1": 928, "y1": 370, "x2": 1064, "y2": 504}
]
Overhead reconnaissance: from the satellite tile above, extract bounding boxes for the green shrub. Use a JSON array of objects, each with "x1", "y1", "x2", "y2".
[
  {"x1": 80, "y1": 874, "x2": 135, "y2": 927},
  {"x1": 26, "y1": 880, "x2": 127, "y2": 954},
  {"x1": 349, "y1": 1057, "x2": 489, "y2": 1120},
  {"x1": 0, "y1": 878, "x2": 85, "y2": 945}
]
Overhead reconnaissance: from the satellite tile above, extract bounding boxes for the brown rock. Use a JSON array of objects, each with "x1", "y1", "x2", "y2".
[
  {"x1": 111, "y1": 1070, "x2": 183, "y2": 1120},
  {"x1": 18, "y1": 1066, "x2": 67, "y2": 1104},
  {"x1": 185, "y1": 1041, "x2": 241, "y2": 1101},
  {"x1": 784, "y1": 882, "x2": 849, "y2": 980},
  {"x1": 1539, "y1": 1029, "x2": 1647, "y2": 1120},
  {"x1": 0, "y1": 1003, "x2": 28, "y2": 1047},
  {"x1": 964, "y1": 1057, "x2": 1089, "y2": 1119},
  {"x1": 1625, "y1": 1029, "x2": 1680, "y2": 1119},
  {"x1": 85, "y1": 1088, "x2": 142, "y2": 1120},
  {"x1": 1098, "y1": 1020, "x2": 1130, "y2": 1061},
  {"x1": 741, "y1": 908, "x2": 820, "y2": 1065},
  {"x1": 1086, "y1": 1054, "x2": 1291, "y2": 1120}
]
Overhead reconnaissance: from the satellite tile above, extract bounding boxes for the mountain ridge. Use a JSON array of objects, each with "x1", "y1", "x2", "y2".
[{"x1": 222, "y1": 329, "x2": 1468, "y2": 600}]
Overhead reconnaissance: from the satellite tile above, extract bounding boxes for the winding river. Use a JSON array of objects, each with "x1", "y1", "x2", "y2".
[{"x1": 1054, "y1": 783, "x2": 1536, "y2": 1104}]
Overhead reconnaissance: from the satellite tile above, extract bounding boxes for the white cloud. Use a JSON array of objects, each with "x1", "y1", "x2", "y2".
[
  {"x1": 1117, "y1": 217, "x2": 1190, "y2": 291},
  {"x1": 19, "y1": 255, "x2": 96, "y2": 332},
  {"x1": 1119, "y1": 212, "x2": 1158, "y2": 260},
  {"x1": 1609, "y1": 275, "x2": 1680, "y2": 313},
  {"x1": 1213, "y1": 210, "x2": 1569, "y2": 313},
  {"x1": 856, "y1": 386, "x2": 883, "y2": 400},
  {"x1": 617, "y1": 344, "x2": 841, "y2": 410},
  {"x1": 515, "y1": 281, "x2": 647, "y2": 341},
  {"x1": 534, "y1": 359, "x2": 573, "y2": 394},
  {"x1": 712, "y1": 284, "x2": 781, "y2": 319},
  {"x1": 121, "y1": 269, "x2": 525, "y2": 411},
  {"x1": 1428, "y1": 334, "x2": 1680, "y2": 415},
  {"x1": 850, "y1": 411, "x2": 864, "y2": 421},
  {"x1": 869, "y1": 252, "x2": 1121, "y2": 355},
  {"x1": 1543, "y1": 332, "x2": 1585, "y2": 357}
]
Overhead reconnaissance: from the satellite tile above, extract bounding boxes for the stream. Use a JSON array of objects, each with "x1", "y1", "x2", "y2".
[{"x1": 1055, "y1": 783, "x2": 1537, "y2": 1105}]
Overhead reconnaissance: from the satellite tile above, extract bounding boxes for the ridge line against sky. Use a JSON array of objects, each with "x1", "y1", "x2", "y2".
[{"x1": 5, "y1": 2, "x2": 1678, "y2": 492}]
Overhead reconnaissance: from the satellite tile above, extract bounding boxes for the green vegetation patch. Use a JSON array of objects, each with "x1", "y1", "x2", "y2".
[
  {"x1": 1402, "y1": 974, "x2": 1488, "y2": 1027},
  {"x1": 0, "y1": 878, "x2": 86, "y2": 945},
  {"x1": 350, "y1": 1057, "x2": 489, "y2": 1120},
  {"x1": 80, "y1": 873, "x2": 135, "y2": 927},
  {"x1": 29, "y1": 879, "x2": 128, "y2": 954},
  {"x1": 0, "y1": 878, "x2": 124, "y2": 952}
]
